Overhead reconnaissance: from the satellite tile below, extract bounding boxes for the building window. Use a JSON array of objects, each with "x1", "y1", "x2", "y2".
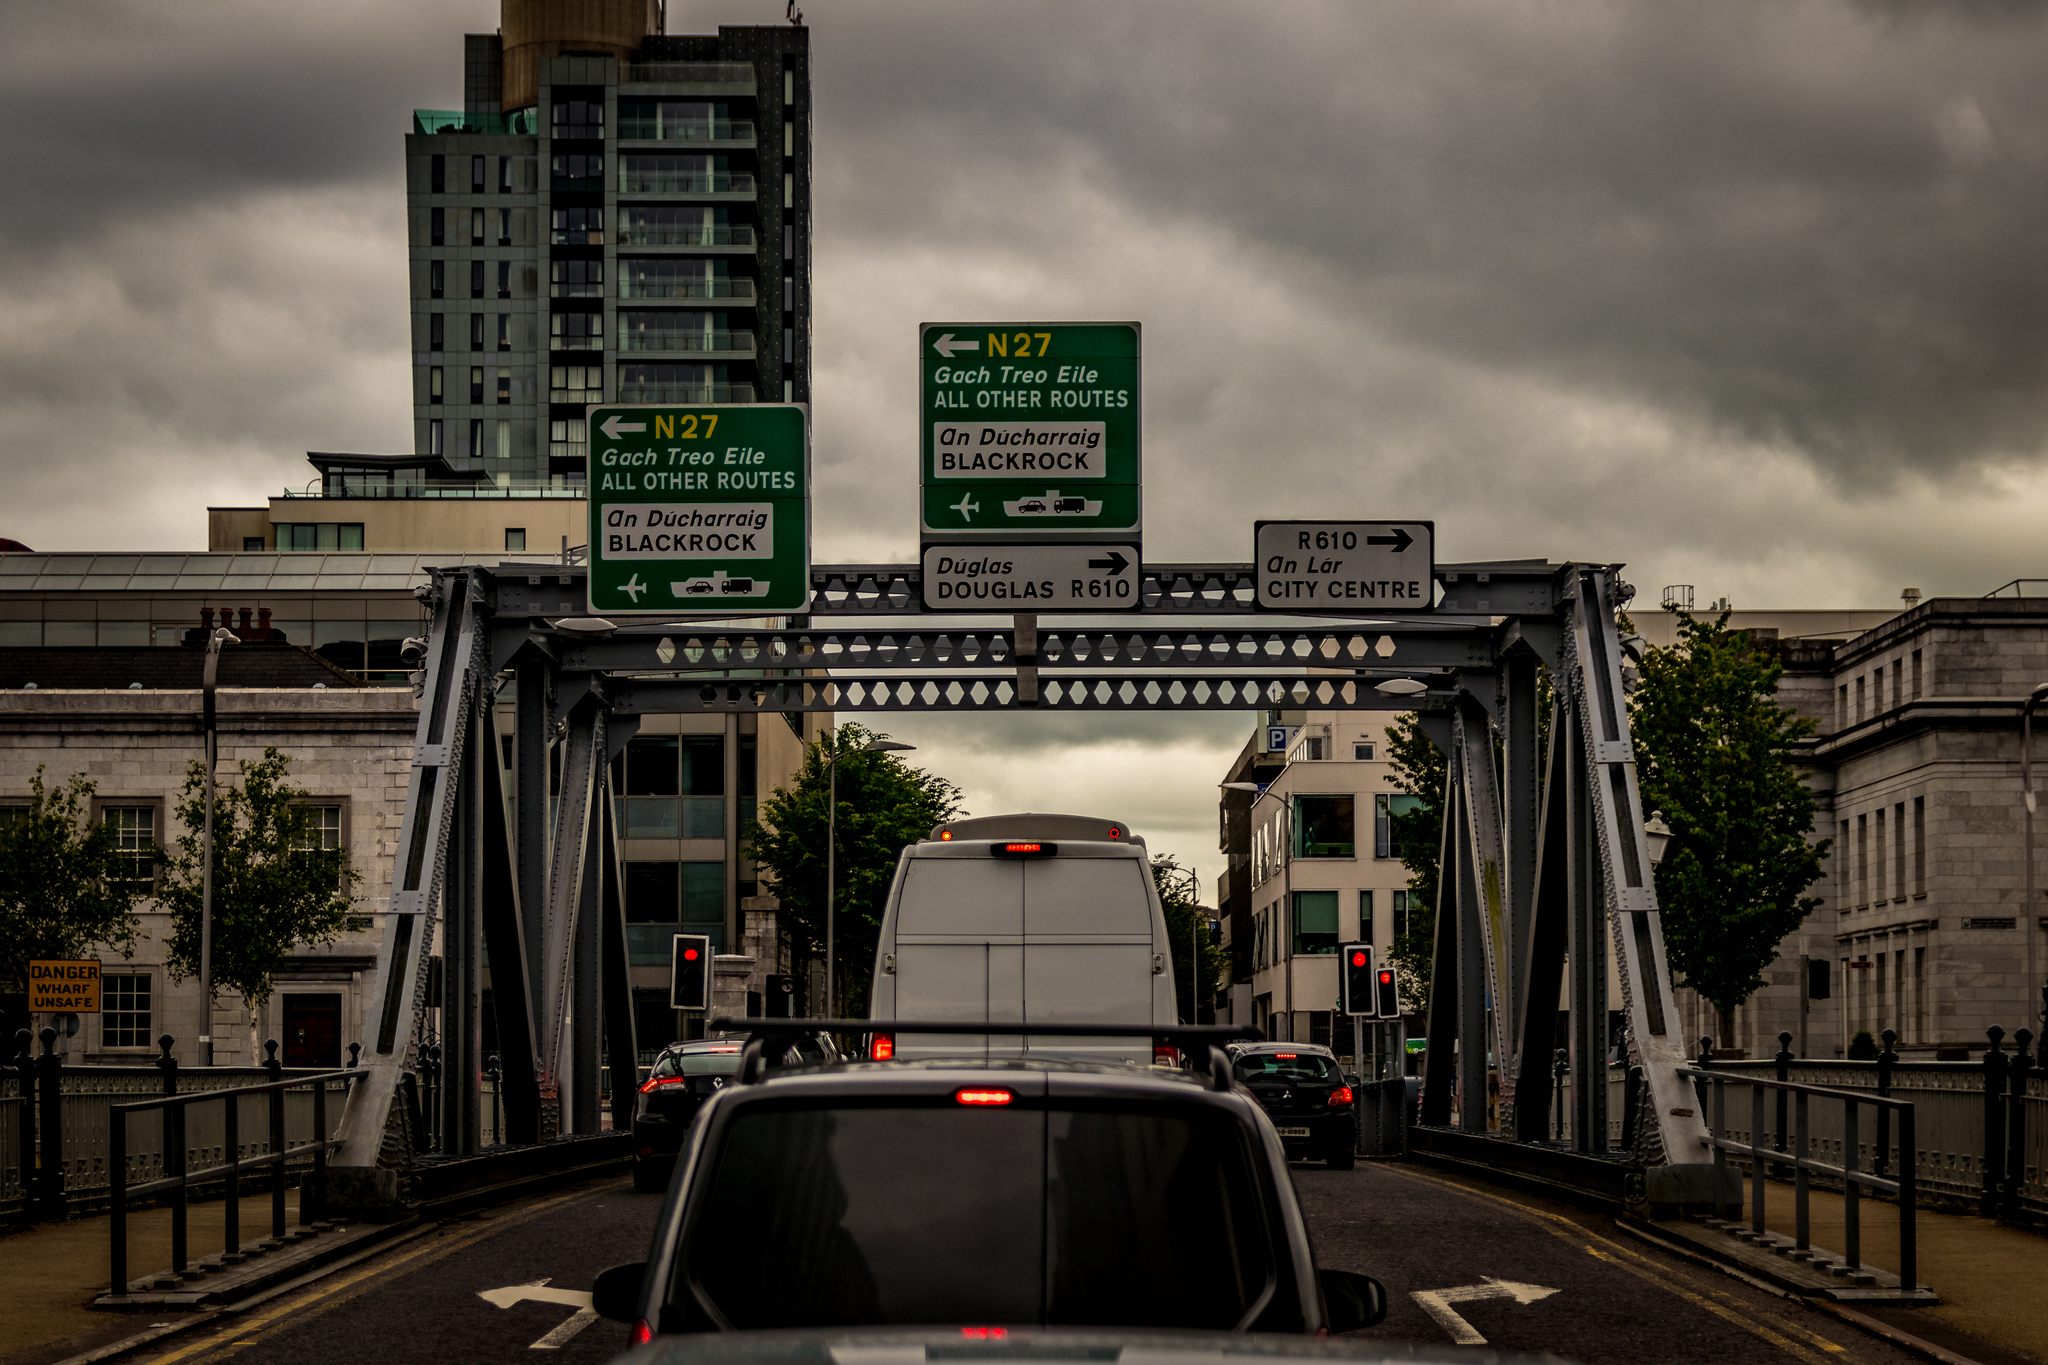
[
  {"x1": 497, "y1": 419, "x2": 510, "y2": 460},
  {"x1": 470, "y1": 313, "x2": 484, "y2": 351},
  {"x1": 430, "y1": 419, "x2": 443, "y2": 456},
  {"x1": 292, "y1": 805, "x2": 344, "y2": 886},
  {"x1": 470, "y1": 207, "x2": 484, "y2": 245},
  {"x1": 243, "y1": 536, "x2": 265, "y2": 551},
  {"x1": 430, "y1": 206, "x2": 445, "y2": 246},
  {"x1": 497, "y1": 372, "x2": 512, "y2": 404},
  {"x1": 471, "y1": 260, "x2": 485, "y2": 298},
  {"x1": 549, "y1": 312, "x2": 603, "y2": 350},
  {"x1": 471, "y1": 154, "x2": 485, "y2": 191},
  {"x1": 550, "y1": 365, "x2": 603, "y2": 403},
  {"x1": 470, "y1": 367, "x2": 484, "y2": 404},
  {"x1": 549, "y1": 206, "x2": 604, "y2": 245},
  {"x1": 1891, "y1": 659, "x2": 1903, "y2": 710},
  {"x1": 551, "y1": 98, "x2": 604, "y2": 139},
  {"x1": 498, "y1": 314, "x2": 510, "y2": 350},
  {"x1": 430, "y1": 366, "x2": 443, "y2": 403},
  {"x1": 1293, "y1": 796, "x2": 1354, "y2": 858},
  {"x1": 506, "y1": 528, "x2": 527, "y2": 552},
  {"x1": 1911, "y1": 649, "x2": 1923, "y2": 699},
  {"x1": 1837, "y1": 820, "x2": 1850, "y2": 906},
  {"x1": 429, "y1": 313, "x2": 444, "y2": 351},
  {"x1": 1856, "y1": 813, "x2": 1868, "y2": 906},
  {"x1": 1292, "y1": 891, "x2": 1338, "y2": 956},
  {"x1": 498, "y1": 208, "x2": 512, "y2": 246},
  {"x1": 498, "y1": 260, "x2": 511, "y2": 299},
  {"x1": 468, "y1": 419, "x2": 483, "y2": 459},
  {"x1": 550, "y1": 260, "x2": 603, "y2": 298},
  {"x1": 279, "y1": 523, "x2": 365, "y2": 551},
  {"x1": 1374, "y1": 792, "x2": 1421, "y2": 859},
  {"x1": 1912, "y1": 797, "x2": 1926, "y2": 895},
  {"x1": 429, "y1": 260, "x2": 444, "y2": 298},
  {"x1": 1295, "y1": 736, "x2": 1326, "y2": 761},
  {"x1": 1359, "y1": 889, "x2": 1374, "y2": 945},
  {"x1": 1855, "y1": 675, "x2": 1866, "y2": 723},
  {"x1": 104, "y1": 806, "x2": 156, "y2": 890},
  {"x1": 1837, "y1": 684, "x2": 1848, "y2": 730},
  {"x1": 1875, "y1": 808, "x2": 1888, "y2": 901},
  {"x1": 498, "y1": 155, "x2": 512, "y2": 192},
  {"x1": 1392, "y1": 889, "x2": 1409, "y2": 940},
  {"x1": 1892, "y1": 802, "x2": 1906, "y2": 901},
  {"x1": 1353, "y1": 742, "x2": 1376, "y2": 761},
  {"x1": 430, "y1": 154, "x2": 445, "y2": 193},
  {"x1": 102, "y1": 973, "x2": 152, "y2": 1049}
]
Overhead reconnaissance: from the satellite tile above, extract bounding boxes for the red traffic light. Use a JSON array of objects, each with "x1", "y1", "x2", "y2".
[
  {"x1": 683, "y1": 947, "x2": 699, "y2": 961},
  {"x1": 1350, "y1": 950, "x2": 1368, "y2": 967},
  {"x1": 1378, "y1": 969, "x2": 1393, "y2": 984}
]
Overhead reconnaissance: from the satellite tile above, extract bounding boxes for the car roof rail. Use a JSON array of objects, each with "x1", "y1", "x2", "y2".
[{"x1": 707, "y1": 1018, "x2": 1261, "y2": 1090}]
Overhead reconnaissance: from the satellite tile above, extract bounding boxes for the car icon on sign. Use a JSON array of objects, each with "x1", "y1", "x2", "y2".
[
  {"x1": 683, "y1": 579, "x2": 716, "y2": 596},
  {"x1": 1017, "y1": 500, "x2": 1047, "y2": 514}
]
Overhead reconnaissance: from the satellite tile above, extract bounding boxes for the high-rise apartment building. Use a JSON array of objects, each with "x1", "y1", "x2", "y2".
[{"x1": 399, "y1": 0, "x2": 810, "y2": 492}]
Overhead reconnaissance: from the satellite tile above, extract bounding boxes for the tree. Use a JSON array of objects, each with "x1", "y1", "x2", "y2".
[
  {"x1": 159, "y1": 747, "x2": 360, "y2": 1010},
  {"x1": 1150, "y1": 854, "x2": 1230, "y2": 1023},
  {"x1": 746, "y1": 723, "x2": 963, "y2": 1016},
  {"x1": 0, "y1": 768, "x2": 145, "y2": 994},
  {"x1": 1632, "y1": 611, "x2": 1828, "y2": 1047},
  {"x1": 1381, "y1": 711, "x2": 1448, "y2": 1014}
]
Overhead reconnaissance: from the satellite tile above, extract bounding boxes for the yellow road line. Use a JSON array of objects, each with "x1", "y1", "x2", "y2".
[
  {"x1": 1380, "y1": 1166, "x2": 1851, "y2": 1364},
  {"x1": 139, "y1": 1184, "x2": 605, "y2": 1365}
]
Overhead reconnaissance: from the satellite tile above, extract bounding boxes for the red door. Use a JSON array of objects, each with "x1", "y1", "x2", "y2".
[{"x1": 283, "y1": 993, "x2": 342, "y2": 1068}]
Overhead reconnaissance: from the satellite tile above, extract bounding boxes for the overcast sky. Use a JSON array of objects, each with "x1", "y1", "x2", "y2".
[{"x1": 4, "y1": 0, "x2": 2046, "y2": 886}]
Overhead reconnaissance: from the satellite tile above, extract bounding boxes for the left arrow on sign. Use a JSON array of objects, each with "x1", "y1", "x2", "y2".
[
  {"x1": 1409, "y1": 1277, "x2": 1559, "y2": 1346},
  {"x1": 931, "y1": 332, "x2": 978, "y2": 358},
  {"x1": 478, "y1": 1279, "x2": 599, "y2": 1351},
  {"x1": 600, "y1": 415, "x2": 647, "y2": 440}
]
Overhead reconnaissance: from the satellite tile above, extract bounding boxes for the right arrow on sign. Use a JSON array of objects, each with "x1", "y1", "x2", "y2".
[
  {"x1": 1409, "y1": 1278, "x2": 1559, "y2": 1346},
  {"x1": 1366, "y1": 528, "x2": 1415, "y2": 552},
  {"x1": 1087, "y1": 551, "x2": 1129, "y2": 574}
]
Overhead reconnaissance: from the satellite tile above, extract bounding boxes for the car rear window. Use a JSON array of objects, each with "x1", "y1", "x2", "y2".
[
  {"x1": 651, "y1": 1049, "x2": 743, "y2": 1079},
  {"x1": 677, "y1": 1103, "x2": 1281, "y2": 1331},
  {"x1": 1233, "y1": 1053, "x2": 1337, "y2": 1083}
]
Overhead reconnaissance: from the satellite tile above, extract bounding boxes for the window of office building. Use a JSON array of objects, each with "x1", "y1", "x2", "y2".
[
  {"x1": 1358, "y1": 889, "x2": 1373, "y2": 945},
  {"x1": 549, "y1": 206, "x2": 604, "y2": 245},
  {"x1": 471, "y1": 260, "x2": 485, "y2": 298},
  {"x1": 1391, "y1": 889, "x2": 1409, "y2": 940},
  {"x1": 619, "y1": 200, "x2": 742, "y2": 240},
  {"x1": 243, "y1": 536, "x2": 265, "y2": 551},
  {"x1": 497, "y1": 208, "x2": 512, "y2": 245},
  {"x1": 429, "y1": 365, "x2": 443, "y2": 403},
  {"x1": 1372, "y1": 793, "x2": 1423, "y2": 858},
  {"x1": 430, "y1": 260, "x2": 444, "y2": 298},
  {"x1": 550, "y1": 152, "x2": 605, "y2": 182},
  {"x1": 280, "y1": 523, "x2": 366, "y2": 551},
  {"x1": 549, "y1": 365, "x2": 603, "y2": 403},
  {"x1": 551, "y1": 99, "x2": 604, "y2": 139},
  {"x1": 1912, "y1": 797, "x2": 1926, "y2": 895},
  {"x1": 498, "y1": 260, "x2": 511, "y2": 298},
  {"x1": 497, "y1": 314, "x2": 510, "y2": 350},
  {"x1": 470, "y1": 367, "x2": 484, "y2": 403},
  {"x1": 617, "y1": 362, "x2": 741, "y2": 404},
  {"x1": 1911, "y1": 650, "x2": 1923, "y2": 698},
  {"x1": 103, "y1": 973, "x2": 152, "y2": 1048},
  {"x1": 429, "y1": 313, "x2": 444, "y2": 351},
  {"x1": 1353, "y1": 741, "x2": 1376, "y2": 761},
  {"x1": 506, "y1": 528, "x2": 526, "y2": 552},
  {"x1": 470, "y1": 313, "x2": 485, "y2": 350},
  {"x1": 471, "y1": 154, "x2": 485, "y2": 191},
  {"x1": 498, "y1": 156, "x2": 513, "y2": 192},
  {"x1": 550, "y1": 260, "x2": 604, "y2": 298},
  {"x1": 470, "y1": 208, "x2": 484, "y2": 245},
  {"x1": 1873, "y1": 808, "x2": 1887, "y2": 902},
  {"x1": 430, "y1": 206, "x2": 445, "y2": 245},
  {"x1": 104, "y1": 806, "x2": 156, "y2": 890},
  {"x1": 498, "y1": 372, "x2": 512, "y2": 405},
  {"x1": 1291, "y1": 892, "x2": 1339, "y2": 956},
  {"x1": 619, "y1": 310, "x2": 735, "y2": 353},
  {"x1": 550, "y1": 312, "x2": 603, "y2": 350},
  {"x1": 430, "y1": 419, "x2": 443, "y2": 456},
  {"x1": 619, "y1": 258, "x2": 735, "y2": 301},
  {"x1": 430, "y1": 154, "x2": 445, "y2": 193},
  {"x1": 625, "y1": 861, "x2": 680, "y2": 922}
]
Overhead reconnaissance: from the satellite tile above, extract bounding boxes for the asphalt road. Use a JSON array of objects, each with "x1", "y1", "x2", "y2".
[{"x1": 125, "y1": 1163, "x2": 1924, "y2": 1365}]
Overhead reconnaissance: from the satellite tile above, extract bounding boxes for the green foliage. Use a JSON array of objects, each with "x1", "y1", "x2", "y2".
[
  {"x1": 1633, "y1": 611, "x2": 1828, "y2": 1042},
  {"x1": 1150, "y1": 854, "x2": 1230, "y2": 1023},
  {"x1": 1381, "y1": 712, "x2": 1448, "y2": 1015},
  {"x1": 0, "y1": 768, "x2": 144, "y2": 993},
  {"x1": 159, "y1": 748, "x2": 360, "y2": 1010},
  {"x1": 1847, "y1": 1030, "x2": 1879, "y2": 1061},
  {"x1": 746, "y1": 723, "x2": 963, "y2": 1016}
]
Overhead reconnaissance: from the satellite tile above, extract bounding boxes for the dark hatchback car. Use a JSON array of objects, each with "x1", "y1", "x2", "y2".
[
  {"x1": 596, "y1": 1020, "x2": 1388, "y2": 1343},
  {"x1": 1231, "y1": 1043, "x2": 1356, "y2": 1168},
  {"x1": 632, "y1": 1035, "x2": 838, "y2": 1192}
]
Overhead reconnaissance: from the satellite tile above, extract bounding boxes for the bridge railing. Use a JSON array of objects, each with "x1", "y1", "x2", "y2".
[{"x1": 1680, "y1": 1064, "x2": 1919, "y2": 1292}]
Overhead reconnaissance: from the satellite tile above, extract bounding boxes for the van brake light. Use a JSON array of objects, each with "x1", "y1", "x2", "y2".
[
  {"x1": 992, "y1": 841, "x2": 1057, "y2": 857},
  {"x1": 871, "y1": 1034, "x2": 895, "y2": 1061},
  {"x1": 1152, "y1": 1044, "x2": 1180, "y2": 1067},
  {"x1": 956, "y1": 1088, "x2": 1014, "y2": 1106}
]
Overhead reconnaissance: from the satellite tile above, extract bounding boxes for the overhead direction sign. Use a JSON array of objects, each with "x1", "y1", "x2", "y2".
[
  {"x1": 1254, "y1": 521, "x2": 1436, "y2": 613},
  {"x1": 921, "y1": 543, "x2": 1142, "y2": 611},
  {"x1": 29, "y1": 959, "x2": 101, "y2": 1013},
  {"x1": 920, "y1": 323, "x2": 1140, "y2": 544},
  {"x1": 586, "y1": 404, "x2": 809, "y2": 615}
]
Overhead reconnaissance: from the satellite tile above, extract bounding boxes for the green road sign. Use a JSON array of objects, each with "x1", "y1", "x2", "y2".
[
  {"x1": 921, "y1": 322, "x2": 1140, "y2": 541},
  {"x1": 586, "y1": 404, "x2": 809, "y2": 615}
]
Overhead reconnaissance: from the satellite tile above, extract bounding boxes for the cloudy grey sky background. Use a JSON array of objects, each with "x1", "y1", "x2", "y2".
[{"x1": 3, "y1": 0, "x2": 2046, "y2": 885}]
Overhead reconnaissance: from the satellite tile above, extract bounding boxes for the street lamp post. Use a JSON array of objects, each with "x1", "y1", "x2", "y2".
[
  {"x1": 199, "y1": 624, "x2": 239, "y2": 1067},
  {"x1": 824, "y1": 736, "x2": 915, "y2": 1019},
  {"x1": 2024, "y1": 683, "x2": 2048, "y2": 1035}
]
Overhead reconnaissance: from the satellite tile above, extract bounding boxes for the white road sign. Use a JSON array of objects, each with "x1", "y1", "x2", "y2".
[
  {"x1": 1254, "y1": 520, "x2": 1436, "y2": 613},
  {"x1": 921, "y1": 543, "x2": 1141, "y2": 611}
]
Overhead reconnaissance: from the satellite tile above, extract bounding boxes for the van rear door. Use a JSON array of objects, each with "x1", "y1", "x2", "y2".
[
  {"x1": 887, "y1": 858, "x2": 1023, "y2": 1060},
  {"x1": 1022, "y1": 856, "x2": 1154, "y2": 1061}
]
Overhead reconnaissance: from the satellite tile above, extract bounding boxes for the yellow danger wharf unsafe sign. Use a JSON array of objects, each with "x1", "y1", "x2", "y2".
[{"x1": 29, "y1": 959, "x2": 101, "y2": 1012}]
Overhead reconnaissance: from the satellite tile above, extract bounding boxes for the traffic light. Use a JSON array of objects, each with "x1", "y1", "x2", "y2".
[
  {"x1": 670, "y1": 933, "x2": 711, "y2": 1011},
  {"x1": 1340, "y1": 943, "x2": 1374, "y2": 1017},
  {"x1": 1374, "y1": 964, "x2": 1399, "y2": 1019}
]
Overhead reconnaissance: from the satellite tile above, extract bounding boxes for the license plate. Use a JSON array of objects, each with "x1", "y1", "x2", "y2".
[{"x1": 1276, "y1": 1126, "x2": 1311, "y2": 1138}]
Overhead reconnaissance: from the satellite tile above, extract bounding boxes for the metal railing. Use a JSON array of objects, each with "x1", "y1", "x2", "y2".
[
  {"x1": 617, "y1": 120, "x2": 755, "y2": 143},
  {"x1": 280, "y1": 483, "x2": 586, "y2": 501},
  {"x1": 617, "y1": 278, "x2": 756, "y2": 301},
  {"x1": 615, "y1": 222, "x2": 756, "y2": 245},
  {"x1": 617, "y1": 331, "x2": 756, "y2": 355},
  {"x1": 108, "y1": 1064, "x2": 350, "y2": 1293},
  {"x1": 615, "y1": 382, "x2": 755, "y2": 405},
  {"x1": 623, "y1": 62, "x2": 756, "y2": 86},
  {"x1": 1682, "y1": 1061, "x2": 1919, "y2": 1291}
]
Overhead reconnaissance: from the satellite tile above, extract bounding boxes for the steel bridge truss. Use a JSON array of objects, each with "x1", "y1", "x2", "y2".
[{"x1": 329, "y1": 558, "x2": 1724, "y2": 1206}]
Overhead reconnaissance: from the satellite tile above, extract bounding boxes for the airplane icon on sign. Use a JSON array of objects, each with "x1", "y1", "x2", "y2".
[
  {"x1": 621, "y1": 573, "x2": 647, "y2": 602},
  {"x1": 950, "y1": 493, "x2": 980, "y2": 522}
]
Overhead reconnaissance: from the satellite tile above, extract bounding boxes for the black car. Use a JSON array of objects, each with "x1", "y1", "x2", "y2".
[
  {"x1": 1230, "y1": 1042, "x2": 1356, "y2": 1169},
  {"x1": 631, "y1": 1035, "x2": 838, "y2": 1192},
  {"x1": 594, "y1": 1019, "x2": 1387, "y2": 1342}
]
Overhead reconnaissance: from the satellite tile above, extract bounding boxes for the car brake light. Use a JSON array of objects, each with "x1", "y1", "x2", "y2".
[
  {"x1": 1329, "y1": 1086, "x2": 1354, "y2": 1107},
  {"x1": 1275, "y1": 1052, "x2": 1297, "y2": 1059},
  {"x1": 871, "y1": 1034, "x2": 894, "y2": 1061},
  {"x1": 1152, "y1": 1044, "x2": 1180, "y2": 1066},
  {"x1": 956, "y1": 1088, "x2": 1014, "y2": 1106},
  {"x1": 631, "y1": 1320, "x2": 653, "y2": 1346},
  {"x1": 638, "y1": 1074, "x2": 692, "y2": 1093},
  {"x1": 961, "y1": 1328, "x2": 1007, "y2": 1340},
  {"x1": 940, "y1": 830, "x2": 953, "y2": 840}
]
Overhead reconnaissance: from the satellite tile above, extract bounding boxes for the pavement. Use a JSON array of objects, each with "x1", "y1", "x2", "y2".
[{"x1": 0, "y1": 1163, "x2": 2044, "y2": 1365}]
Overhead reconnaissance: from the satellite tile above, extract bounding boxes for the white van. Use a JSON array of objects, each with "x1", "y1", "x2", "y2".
[{"x1": 867, "y1": 813, "x2": 1179, "y2": 1063}]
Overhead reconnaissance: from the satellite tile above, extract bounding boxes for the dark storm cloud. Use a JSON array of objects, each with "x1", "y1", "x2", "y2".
[{"x1": 814, "y1": 0, "x2": 2048, "y2": 482}]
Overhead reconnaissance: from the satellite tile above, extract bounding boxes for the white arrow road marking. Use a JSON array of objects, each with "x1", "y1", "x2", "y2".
[
  {"x1": 600, "y1": 415, "x2": 647, "y2": 439},
  {"x1": 931, "y1": 332, "x2": 978, "y2": 358},
  {"x1": 1409, "y1": 1277, "x2": 1559, "y2": 1346},
  {"x1": 478, "y1": 1279, "x2": 599, "y2": 1351}
]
